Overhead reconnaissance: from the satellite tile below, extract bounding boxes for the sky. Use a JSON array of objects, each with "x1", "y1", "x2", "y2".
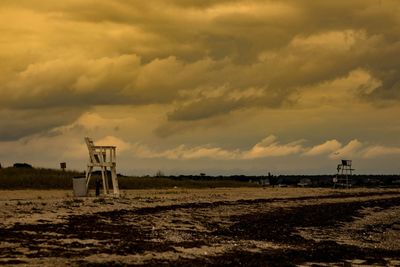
[{"x1": 1, "y1": 0, "x2": 400, "y2": 175}]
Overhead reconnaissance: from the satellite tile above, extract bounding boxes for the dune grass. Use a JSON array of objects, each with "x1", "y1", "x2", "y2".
[
  {"x1": 0, "y1": 167, "x2": 256, "y2": 189},
  {"x1": 0, "y1": 167, "x2": 80, "y2": 189}
]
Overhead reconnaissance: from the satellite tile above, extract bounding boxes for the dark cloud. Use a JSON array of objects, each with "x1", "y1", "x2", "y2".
[
  {"x1": 168, "y1": 98, "x2": 246, "y2": 121},
  {"x1": 0, "y1": 0, "x2": 400, "y2": 139},
  {"x1": 0, "y1": 108, "x2": 83, "y2": 141}
]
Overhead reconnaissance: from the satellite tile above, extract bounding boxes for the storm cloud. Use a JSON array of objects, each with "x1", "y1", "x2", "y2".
[{"x1": 0, "y1": 0, "x2": 400, "y2": 173}]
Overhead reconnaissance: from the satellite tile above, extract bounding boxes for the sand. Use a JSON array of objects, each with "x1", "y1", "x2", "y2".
[{"x1": 1, "y1": 187, "x2": 400, "y2": 266}]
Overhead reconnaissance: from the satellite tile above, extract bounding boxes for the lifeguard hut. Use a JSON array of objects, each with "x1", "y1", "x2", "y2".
[
  {"x1": 333, "y1": 159, "x2": 354, "y2": 189},
  {"x1": 85, "y1": 137, "x2": 120, "y2": 196}
]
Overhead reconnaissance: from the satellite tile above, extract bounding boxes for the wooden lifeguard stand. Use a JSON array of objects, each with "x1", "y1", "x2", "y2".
[
  {"x1": 333, "y1": 159, "x2": 354, "y2": 189},
  {"x1": 85, "y1": 137, "x2": 120, "y2": 196}
]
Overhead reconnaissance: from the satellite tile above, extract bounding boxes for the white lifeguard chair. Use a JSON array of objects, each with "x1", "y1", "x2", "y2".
[
  {"x1": 85, "y1": 137, "x2": 120, "y2": 196},
  {"x1": 333, "y1": 159, "x2": 354, "y2": 189}
]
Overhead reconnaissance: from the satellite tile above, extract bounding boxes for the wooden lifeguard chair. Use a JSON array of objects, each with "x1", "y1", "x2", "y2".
[{"x1": 85, "y1": 137, "x2": 120, "y2": 196}]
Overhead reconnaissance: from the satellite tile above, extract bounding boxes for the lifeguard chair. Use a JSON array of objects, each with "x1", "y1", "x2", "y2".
[
  {"x1": 85, "y1": 137, "x2": 120, "y2": 196},
  {"x1": 333, "y1": 159, "x2": 354, "y2": 189}
]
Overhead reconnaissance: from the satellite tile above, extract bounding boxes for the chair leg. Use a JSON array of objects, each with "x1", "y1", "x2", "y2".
[
  {"x1": 101, "y1": 167, "x2": 108, "y2": 195},
  {"x1": 85, "y1": 166, "x2": 93, "y2": 194},
  {"x1": 111, "y1": 166, "x2": 119, "y2": 196},
  {"x1": 103, "y1": 167, "x2": 110, "y2": 193}
]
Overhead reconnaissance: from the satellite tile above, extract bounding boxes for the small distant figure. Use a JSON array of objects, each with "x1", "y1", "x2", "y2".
[
  {"x1": 60, "y1": 162, "x2": 67, "y2": 171},
  {"x1": 268, "y1": 172, "x2": 279, "y2": 187},
  {"x1": 95, "y1": 178, "x2": 101, "y2": 197},
  {"x1": 155, "y1": 170, "x2": 164, "y2": 178}
]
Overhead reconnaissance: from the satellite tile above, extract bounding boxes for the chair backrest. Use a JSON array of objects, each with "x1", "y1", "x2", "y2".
[
  {"x1": 85, "y1": 137, "x2": 101, "y2": 163},
  {"x1": 85, "y1": 136, "x2": 117, "y2": 165},
  {"x1": 85, "y1": 137, "x2": 94, "y2": 147}
]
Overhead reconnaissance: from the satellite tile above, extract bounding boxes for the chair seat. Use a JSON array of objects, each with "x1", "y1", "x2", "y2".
[{"x1": 87, "y1": 162, "x2": 116, "y2": 167}]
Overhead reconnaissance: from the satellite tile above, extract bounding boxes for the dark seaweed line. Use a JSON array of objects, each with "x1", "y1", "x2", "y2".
[
  {"x1": 219, "y1": 196, "x2": 400, "y2": 240},
  {"x1": 73, "y1": 195, "x2": 400, "y2": 264},
  {"x1": 134, "y1": 197, "x2": 400, "y2": 267},
  {"x1": 134, "y1": 243, "x2": 400, "y2": 267},
  {"x1": 99, "y1": 190, "x2": 400, "y2": 217}
]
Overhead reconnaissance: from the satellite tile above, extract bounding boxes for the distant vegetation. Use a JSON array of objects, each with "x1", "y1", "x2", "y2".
[
  {"x1": 0, "y1": 167, "x2": 257, "y2": 190},
  {"x1": 119, "y1": 176, "x2": 256, "y2": 189},
  {"x1": 0, "y1": 167, "x2": 81, "y2": 189},
  {"x1": 0, "y1": 166, "x2": 399, "y2": 190}
]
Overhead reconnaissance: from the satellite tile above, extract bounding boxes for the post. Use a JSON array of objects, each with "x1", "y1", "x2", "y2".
[{"x1": 60, "y1": 162, "x2": 66, "y2": 171}]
